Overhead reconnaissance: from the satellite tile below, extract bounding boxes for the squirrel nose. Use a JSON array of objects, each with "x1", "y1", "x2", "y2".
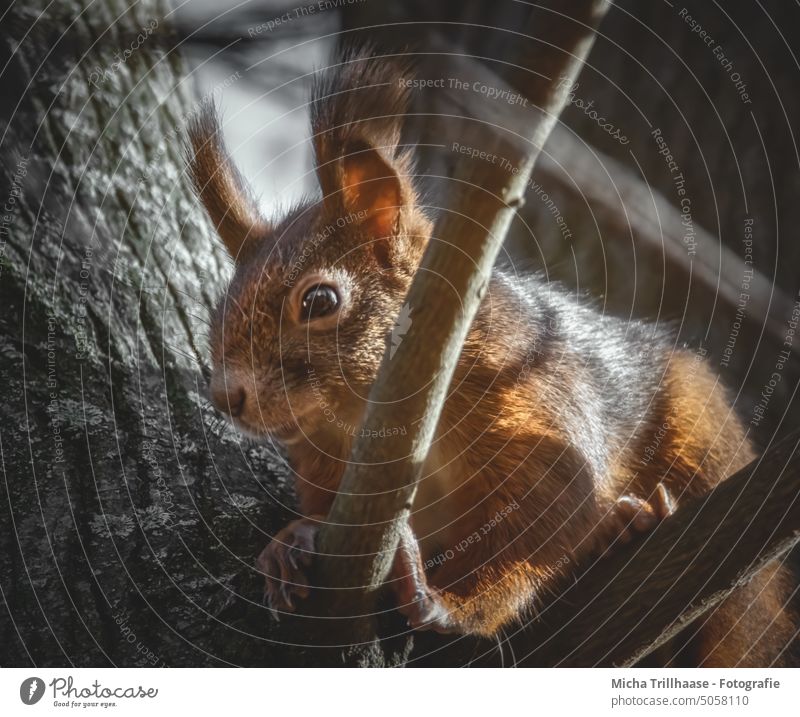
[{"x1": 211, "y1": 381, "x2": 246, "y2": 418}]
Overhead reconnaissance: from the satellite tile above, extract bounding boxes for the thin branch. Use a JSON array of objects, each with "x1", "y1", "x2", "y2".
[{"x1": 315, "y1": 1, "x2": 614, "y2": 623}]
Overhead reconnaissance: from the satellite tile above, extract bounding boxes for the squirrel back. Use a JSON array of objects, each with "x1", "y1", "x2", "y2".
[{"x1": 188, "y1": 49, "x2": 796, "y2": 665}]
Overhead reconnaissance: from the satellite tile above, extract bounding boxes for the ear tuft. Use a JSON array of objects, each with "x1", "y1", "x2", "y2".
[
  {"x1": 186, "y1": 102, "x2": 268, "y2": 260},
  {"x1": 311, "y1": 48, "x2": 413, "y2": 236}
]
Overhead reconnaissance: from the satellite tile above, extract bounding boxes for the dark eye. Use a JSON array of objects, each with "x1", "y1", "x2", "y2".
[{"x1": 300, "y1": 284, "x2": 340, "y2": 321}]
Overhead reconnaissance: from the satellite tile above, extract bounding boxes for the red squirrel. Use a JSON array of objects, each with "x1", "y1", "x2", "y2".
[{"x1": 188, "y1": 50, "x2": 795, "y2": 665}]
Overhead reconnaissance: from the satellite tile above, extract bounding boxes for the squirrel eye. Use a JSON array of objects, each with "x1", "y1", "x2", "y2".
[{"x1": 300, "y1": 284, "x2": 340, "y2": 321}]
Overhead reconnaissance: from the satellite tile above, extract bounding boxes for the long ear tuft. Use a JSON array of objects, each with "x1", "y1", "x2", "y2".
[
  {"x1": 186, "y1": 101, "x2": 268, "y2": 260},
  {"x1": 311, "y1": 48, "x2": 414, "y2": 237}
]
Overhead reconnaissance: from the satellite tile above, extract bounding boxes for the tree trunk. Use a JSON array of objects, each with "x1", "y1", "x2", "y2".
[{"x1": 0, "y1": 0, "x2": 300, "y2": 667}]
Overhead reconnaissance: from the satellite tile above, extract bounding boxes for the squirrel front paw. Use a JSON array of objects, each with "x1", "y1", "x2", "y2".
[
  {"x1": 256, "y1": 517, "x2": 321, "y2": 615},
  {"x1": 588, "y1": 483, "x2": 676, "y2": 558},
  {"x1": 396, "y1": 585, "x2": 456, "y2": 634},
  {"x1": 388, "y1": 522, "x2": 456, "y2": 633}
]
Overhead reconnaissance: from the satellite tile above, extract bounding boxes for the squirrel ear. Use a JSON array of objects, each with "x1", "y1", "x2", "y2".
[
  {"x1": 339, "y1": 140, "x2": 402, "y2": 237},
  {"x1": 187, "y1": 102, "x2": 269, "y2": 261},
  {"x1": 311, "y1": 50, "x2": 412, "y2": 238}
]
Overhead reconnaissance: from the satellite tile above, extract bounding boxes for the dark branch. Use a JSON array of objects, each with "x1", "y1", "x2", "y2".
[{"x1": 518, "y1": 427, "x2": 800, "y2": 666}]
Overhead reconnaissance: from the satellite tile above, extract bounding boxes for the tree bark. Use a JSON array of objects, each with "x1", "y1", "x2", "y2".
[{"x1": 0, "y1": 0, "x2": 298, "y2": 667}]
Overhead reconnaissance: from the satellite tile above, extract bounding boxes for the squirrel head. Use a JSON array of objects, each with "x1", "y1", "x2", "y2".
[{"x1": 188, "y1": 51, "x2": 432, "y2": 443}]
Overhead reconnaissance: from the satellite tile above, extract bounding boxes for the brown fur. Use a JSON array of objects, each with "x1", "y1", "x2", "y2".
[
  {"x1": 187, "y1": 101, "x2": 270, "y2": 260},
  {"x1": 188, "y1": 50, "x2": 796, "y2": 665}
]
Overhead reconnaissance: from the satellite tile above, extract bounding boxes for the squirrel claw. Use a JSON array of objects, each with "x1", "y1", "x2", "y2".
[
  {"x1": 256, "y1": 517, "x2": 320, "y2": 615},
  {"x1": 589, "y1": 483, "x2": 676, "y2": 558},
  {"x1": 388, "y1": 522, "x2": 457, "y2": 634},
  {"x1": 401, "y1": 588, "x2": 455, "y2": 634}
]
